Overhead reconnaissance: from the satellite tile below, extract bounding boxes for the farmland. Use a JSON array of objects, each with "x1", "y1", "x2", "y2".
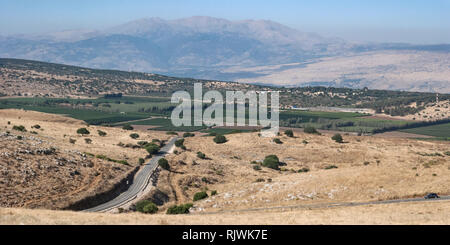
[{"x1": 400, "y1": 122, "x2": 450, "y2": 138}]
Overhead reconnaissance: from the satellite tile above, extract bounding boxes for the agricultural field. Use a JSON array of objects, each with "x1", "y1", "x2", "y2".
[
  {"x1": 0, "y1": 96, "x2": 173, "y2": 125},
  {"x1": 400, "y1": 123, "x2": 450, "y2": 138}
]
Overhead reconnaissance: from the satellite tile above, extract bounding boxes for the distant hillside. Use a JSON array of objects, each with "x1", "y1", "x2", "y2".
[{"x1": 1, "y1": 58, "x2": 448, "y2": 121}]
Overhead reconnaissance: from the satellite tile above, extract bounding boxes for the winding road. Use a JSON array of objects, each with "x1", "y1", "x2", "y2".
[{"x1": 84, "y1": 137, "x2": 178, "y2": 212}]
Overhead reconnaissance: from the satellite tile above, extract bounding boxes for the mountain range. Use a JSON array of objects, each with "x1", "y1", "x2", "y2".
[{"x1": 0, "y1": 16, "x2": 449, "y2": 92}]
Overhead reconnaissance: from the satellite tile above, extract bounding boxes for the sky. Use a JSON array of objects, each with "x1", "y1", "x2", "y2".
[{"x1": 0, "y1": 0, "x2": 449, "y2": 44}]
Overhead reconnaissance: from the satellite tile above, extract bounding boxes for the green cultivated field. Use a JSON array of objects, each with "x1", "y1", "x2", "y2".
[{"x1": 400, "y1": 123, "x2": 450, "y2": 138}]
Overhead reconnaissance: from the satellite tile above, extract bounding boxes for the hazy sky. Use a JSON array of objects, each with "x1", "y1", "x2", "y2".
[{"x1": 1, "y1": 0, "x2": 449, "y2": 44}]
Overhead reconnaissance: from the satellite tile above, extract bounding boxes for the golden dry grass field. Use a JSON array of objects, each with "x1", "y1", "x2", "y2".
[
  {"x1": 1, "y1": 200, "x2": 449, "y2": 225},
  {"x1": 0, "y1": 109, "x2": 169, "y2": 209}
]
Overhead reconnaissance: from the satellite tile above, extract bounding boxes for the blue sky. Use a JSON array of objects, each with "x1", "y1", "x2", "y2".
[{"x1": 1, "y1": 0, "x2": 449, "y2": 43}]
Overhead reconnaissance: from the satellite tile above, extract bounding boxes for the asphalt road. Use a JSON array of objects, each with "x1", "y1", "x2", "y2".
[{"x1": 84, "y1": 137, "x2": 178, "y2": 212}]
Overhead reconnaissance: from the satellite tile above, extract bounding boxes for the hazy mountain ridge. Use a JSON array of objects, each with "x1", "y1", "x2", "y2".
[
  {"x1": 0, "y1": 16, "x2": 449, "y2": 92},
  {"x1": 0, "y1": 16, "x2": 352, "y2": 74}
]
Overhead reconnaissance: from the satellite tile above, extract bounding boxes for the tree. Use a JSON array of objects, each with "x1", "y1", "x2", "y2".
[
  {"x1": 262, "y1": 155, "x2": 280, "y2": 170},
  {"x1": 158, "y1": 158, "x2": 170, "y2": 170},
  {"x1": 76, "y1": 128, "x2": 90, "y2": 135},
  {"x1": 304, "y1": 126, "x2": 320, "y2": 135},
  {"x1": 197, "y1": 152, "x2": 206, "y2": 159},
  {"x1": 130, "y1": 133, "x2": 140, "y2": 139},
  {"x1": 183, "y1": 132, "x2": 195, "y2": 137},
  {"x1": 284, "y1": 129, "x2": 294, "y2": 137},
  {"x1": 332, "y1": 133, "x2": 344, "y2": 143},
  {"x1": 145, "y1": 143, "x2": 160, "y2": 155},
  {"x1": 122, "y1": 124, "x2": 133, "y2": 130},
  {"x1": 273, "y1": 138, "x2": 283, "y2": 144},
  {"x1": 97, "y1": 130, "x2": 107, "y2": 136},
  {"x1": 175, "y1": 138, "x2": 185, "y2": 147},
  {"x1": 213, "y1": 135, "x2": 227, "y2": 144}
]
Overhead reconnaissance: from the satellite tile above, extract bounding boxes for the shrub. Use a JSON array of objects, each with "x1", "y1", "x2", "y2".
[
  {"x1": 137, "y1": 141, "x2": 148, "y2": 146},
  {"x1": 158, "y1": 158, "x2": 170, "y2": 170},
  {"x1": 12, "y1": 125, "x2": 26, "y2": 132},
  {"x1": 166, "y1": 131, "x2": 178, "y2": 135},
  {"x1": 211, "y1": 190, "x2": 217, "y2": 196},
  {"x1": 69, "y1": 138, "x2": 76, "y2": 144},
  {"x1": 213, "y1": 135, "x2": 227, "y2": 144},
  {"x1": 197, "y1": 152, "x2": 206, "y2": 159},
  {"x1": 76, "y1": 128, "x2": 90, "y2": 135},
  {"x1": 97, "y1": 130, "x2": 107, "y2": 136},
  {"x1": 175, "y1": 138, "x2": 185, "y2": 147},
  {"x1": 166, "y1": 203, "x2": 193, "y2": 214},
  {"x1": 298, "y1": 167, "x2": 310, "y2": 173},
  {"x1": 136, "y1": 200, "x2": 158, "y2": 214},
  {"x1": 145, "y1": 143, "x2": 160, "y2": 155},
  {"x1": 302, "y1": 140, "x2": 308, "y2": 144},
  {"x1": 262, "y1": 155, "x2": 280, "y2": 170},
  {"x1": 253, "y1": 165, "x2": 262, "y2": 171},
  {"x1": 139, "y1": 158, "x2": 145, "y2": 164},
  {"x1": 284, "y1": 130, "x2": 294, "y2": 137},
  {"x1": 130, "y1": 133, "x2": 140, "y2": 139},
  {"x1": 31, "y1": 124, "x2": 41, "y2": 129},
  {"x1": 183, "y1": 132, "x2": 195, "y2": 137},
  {"x1": 332, "y1": 134, "x2": 344, "y2": 143},
  {"x1": 304, "y1": 126, "x2": 320, "y2": 135},
  {"x1": 324, "y1": 165, "x2": 338, "y2": 170},
  {"x1": 142, "y1": 202, "x2": 158, "y2": 214},
  {"x1": 84, "y1": 138, "x2": 92, "y2": 144},
  {"x1": 256, "y1": 178, "x2": 265, "y2": 182},
  {"x1": 193, "y1": 191, "x2": 208, "y2": 201},
  {"x1": 273, "y1": 138, "x2": 283, "y2": 144},
  {"x1": 122, "y1": 124, "x2": 133, "y2": 130}
]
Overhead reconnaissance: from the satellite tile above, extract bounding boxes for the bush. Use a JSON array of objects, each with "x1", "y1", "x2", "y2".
[
  {"x1": 332, "y1": 134, "x2": 343, "y2": 143},
  {"x1": 211, "y1": 190, "x2": 217, "y2": 196},
  {"x1": 193, "y1": 191, "x2": 208, "y2": 201},
  {"x1": 12, "y1": 125, "x2": 26, "y2": 132},
  {"x1": 145, "y1": 143, "x2": 160, "y2": 155},
  {"x1": 158, "y1": 158, "x2": 170, "y2": 170},
  {"x1": 213, "y1": 135, "x2": 227, "y2": 144},
  {"x1": 69, "y1": 138, "x2": 76, "y2": 144},
  {"x1": 31, "y1": 124, "x2": 41, "y2": 129},
  {"x1": 139, "y1": 158, "x2": 145, "y2": 164},
  {"x1": 130, "y1": 133, "x2": 140, "y2": 139},
  {"x1": 136, "y1": 200, "x2": 158, "y2": 214},
  {"x1": 273, "y1": 138, "x2": 283, "y2": 144},
  {"x1": 175, "y1": 138, "x2": 185, "y2": 147},
  {"x1": 122, "y1": 124, "x2": 134, "y2": 130},
  {"x1": 325, "y1": 165, "x2": 338, "y2": 170},
  {"x1": 76, "y1": 128, "x2": 90, "y2": 135},
  {"x1": 142, "y1": 202, "x2": 158, "y2": 214},
  {"x1": 166, "y1": 131, "x2": 178, "y2": 135},
  {"x1": 197, "y1": 152, "x2": 206, "y2": 159},
  {"x1": 262, "y1": 155, "x2": 280, "y2": 170},
  {"x1": 298, "y1": 167, "x2": 310, "y2": 173},
  {"x1": 253, "y1": 165, "x2": 262, "y2": 171},
  {"x1": 183, "y1": 132, "x2": 195, "y2": 137},
  {"x1": 84, "y1": 138, "x2": 92, "y2": 144},
  {"x1": 284, "y1": 130, "x2": 294, "y2": 137},
  {"x1": 166, "y1": 203, "x2": 193, "y2": 214},
  {"x1": 97, "y1": 130, "x2": 107, "y2": 136},
  {"x1": 302, "y1": 140, "x2": 309, "y2": 144},
  {"x1": 304, "y1": 126, "x2": 320, "y2": 135}
]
